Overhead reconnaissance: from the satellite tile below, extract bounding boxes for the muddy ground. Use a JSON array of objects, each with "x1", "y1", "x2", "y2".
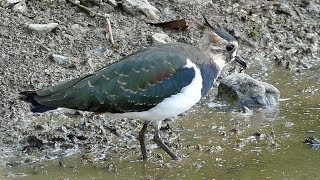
[{"x1": 0, "y1": 0, "x2": 319, "y2": 167}]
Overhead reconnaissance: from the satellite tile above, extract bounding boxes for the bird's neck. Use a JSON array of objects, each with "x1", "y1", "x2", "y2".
[{"x1": 206, "y1": 52, "x2": 226, "y2": 71}]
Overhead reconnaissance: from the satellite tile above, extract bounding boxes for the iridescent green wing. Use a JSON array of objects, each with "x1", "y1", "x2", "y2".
[{"x1": 35, "y1": 44, "x2": 196, "y2": 112}]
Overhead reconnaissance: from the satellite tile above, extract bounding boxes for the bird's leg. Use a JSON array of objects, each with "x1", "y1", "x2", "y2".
[
  {"x1": 138, "y1": 121, "x2": 150, "y2": 160},
  {"x1": 154, "y1": 121, "x2": 179, "y2": 160}
]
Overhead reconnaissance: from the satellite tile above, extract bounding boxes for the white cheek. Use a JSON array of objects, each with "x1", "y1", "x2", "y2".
[{"x1": 210, "y1": 53, "x2": 226, "y2": 71}]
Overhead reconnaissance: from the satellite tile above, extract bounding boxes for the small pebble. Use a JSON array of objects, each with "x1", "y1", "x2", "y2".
[
  {"x1": 285, "y1": 121, "x2": 294, "y2": 128},
  {"x1": 50, "y1": 54, "x2": 69, "y2": 65},
  {"x1": 151, "y1": 33, "x2": 174, "y2": 44},
  {"x1": 1, "y1": 0, "x2": 22, "y2": 7},
  {"x1": 27, "y1": 23, "x2": 59, "y2": 33},
  {"x1": 12, "y1": 0, "x2": 27, "y2": 13}
]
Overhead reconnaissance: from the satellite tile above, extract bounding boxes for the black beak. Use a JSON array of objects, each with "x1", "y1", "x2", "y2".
[{"x1": 235, "y1": 55, "x2": 247, "y2": 69}]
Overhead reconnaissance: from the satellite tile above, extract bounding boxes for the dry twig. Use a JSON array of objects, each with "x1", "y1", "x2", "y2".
[
  {"x1": 105, "y1": 15, "x2": 115, "y2": 46},
  {"x1": 66, "y1": 0, "x2": 103, "y2": 17}
]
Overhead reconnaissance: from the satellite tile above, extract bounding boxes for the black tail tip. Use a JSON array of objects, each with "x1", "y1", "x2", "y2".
[
  {"x1": 30, "y1": 104, "x2": 58, "y2": 113},
  {"x1": 19, "y1": 91, "x2": 37, "y2": 102},
  {"x1": 19, "y1": 90, "x2": 57, "y2": 113}
]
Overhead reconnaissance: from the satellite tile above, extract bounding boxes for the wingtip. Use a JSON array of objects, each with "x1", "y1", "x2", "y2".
[
  {"x1": 19, "y1": 90, "x2": 58, "y2": 113},
  {"x1": 30, "y1": 104, "x2": 58, "y2": 113},
  {"x1": 19, "y1": 90, "x2": 31, "y2": 94},
  {"x1": 19, "y1": 90, "x2": 36, "y2": 101}
]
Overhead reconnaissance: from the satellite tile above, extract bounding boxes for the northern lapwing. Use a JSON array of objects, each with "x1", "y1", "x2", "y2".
[{"x1": 20, "y1": 25, "x2": 246, "y2": 160}]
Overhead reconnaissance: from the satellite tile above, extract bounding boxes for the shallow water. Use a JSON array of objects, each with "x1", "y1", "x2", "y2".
[{"x1": 1, "y1": 66, "x2": 320, "y2": 179}]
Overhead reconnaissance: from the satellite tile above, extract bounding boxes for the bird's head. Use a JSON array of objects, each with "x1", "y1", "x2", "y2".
[{"x1": 200, "y1": 16, "x2": 247, "y2": 70}]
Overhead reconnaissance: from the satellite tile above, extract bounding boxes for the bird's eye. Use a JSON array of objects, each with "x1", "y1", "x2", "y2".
[{"x1": 226, "y1": 44, "x2": 235, "y2": 52}]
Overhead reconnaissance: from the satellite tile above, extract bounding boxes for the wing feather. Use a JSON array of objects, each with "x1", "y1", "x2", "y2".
[{"x1": 34, "y1": 44, "x2": 198, "y2": 113}]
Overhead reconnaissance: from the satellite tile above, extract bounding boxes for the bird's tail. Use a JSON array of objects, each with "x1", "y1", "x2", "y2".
[{"x1": 19, "y1": 91, "x2": 58, "y2": 113}]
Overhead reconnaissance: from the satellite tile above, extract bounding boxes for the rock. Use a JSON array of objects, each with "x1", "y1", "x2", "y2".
[
  {"x1": 12, "y1": 0, "x2": 27, "y2": 13},
  {"x1": 69, "y1": 24, "x2": 90, "y2": 37},
  {"x1": 50, "y1": 54, "x2": 69, "y2": 65},
  {"x1": 241, "y1": 106, "x2": 253, "y2": 115},
  {"x1": 275, "y1": 3, "x2": 293, "y2": 16},
  {"x1": 26, "y1": 135, "x2": 44, "y2": 148},
  {"x1": 307, "y1": 1, "x2": 320, "y2": 17},
  {"x1": 34, "y1": 124, "x2": 50, "y2": 131},
  {"x1": 60, "y1": 143, "x2": 74, "y2": 149},
  {"x1": 217, "y1": 73, "x2": 280, "y2": 107},
  {"x1": 6, "y1": 173, "x2": 27, "y2": 178},
  {"x1": 107, "y1": 0, "x2": 117, "y2": 7},
  {"x1": 285, "y1": 121, "x2": 294, "y2": 128},
  {"x1": 207, "y1": 146, "x2": 223, "y2": 153},
  {"x1": 151, "y1": 33, "x2": 174, "y2": 44},
  {"x1": 27, "y1": 23, "x2": 59, "y2": 33},
  {"x1": 6, "y1": 161, "x2": 23, "y2": 167},
  {"x1": 50, "y1": 54, "x2": 79, "y2": 68},
  {"x1": 100, "y1": 2, "x2": 115, "y2": 13},
  {"x1": 1, "y1": 0, "x2": 22, "y2": 7},
  {"x1": 304, "y1": 137, "x2": 320, "y2": 149},
  {"x1": 259, "y1": 32, "x2": 272, "y2": 48},
  {"x1": 93, "y1": 47, "x2": 106, "y2": 54},
  {"x1": 57, "y1": 125, "x2": 68, "y2": 133},
  {"x1": 173, "y1": 0, "x2": 211, "y2": 4},
  {"x1": 92, "y1": 0, "x2": 103, "y2": 6},
  {"x1": 122, "y1": 0, "x2": 160, "y2": 20}
]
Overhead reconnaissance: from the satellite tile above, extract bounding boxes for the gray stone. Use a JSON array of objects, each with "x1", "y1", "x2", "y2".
[
  {"x1": 1, "y1": 0, "x2": 22, "y2": 7},
  {"x1": 151, "y1": 33, "x2": 174, "y2": 44},
  {"x1": 49, "y1": 54, "x2": 81, "y2": 68},
  {"x1": 69, "y1": 24, "x2": 90, "y2": 36},
  {"x1": 173, "y1": 0, "x2": 211, "y2": 4},
  {"x1": 276, "y1": 3, "x2": 293, "y2": 16},
  {"x1": 27, "y1": 23, "x2": 59, "y2": 33},
  {"x1": 217, "y1": 73, "x2": 280, "y2": 107},
  {"x1": 122, "y1": 0, "x2": 160, "y2": 20},
  {"x1": 100, "y1": 2, "x2": 115, "y2": 13},
  {"x1": 34, "y1": 124, "x2": 50, "y2": 131},
  {"x1": 93, "y1": 47, "x2": 106, "y2": 54},
  {"x1": 307, "y1": 1, "x2": 320, "y2": 16},
  {"x1": 241, "y1": 106, "x2": 253, "y2": 115},
  {"x1": 259, "y1": 32, "x2": 272, "y2": 48},
  {"x1": 107, "y1": 0, "x2": 117, "y2": 7},
  {"x1": 12, "y1": 0, "x2": 27, "y2": 13},
  {"x1": 50, "y1": 54, "x2": 69, "y2": 65},
  {"x1": 60, "y1": 143, "x2": 74, "y2": 149},
  {"x1": 285, "y1": 122, "x2": 294, "y2": 128},
  {"x1": 92, "y1": 0, "x2": 103, "y2": 5},
  {"x1": 57, "y1": 125, "x2": 68, "y2": 133}
]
